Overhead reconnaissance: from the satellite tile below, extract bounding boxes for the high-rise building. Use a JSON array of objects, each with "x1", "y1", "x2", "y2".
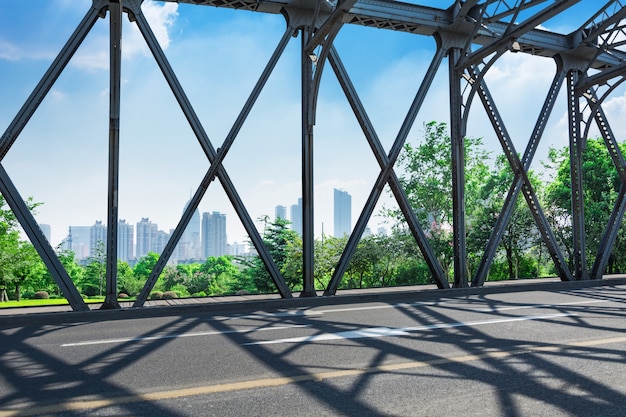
[
  {"x1": 334, "y1": 188, "x2": 351, "y2": 237},
  {"x1": 118, "y1": 219, "x2": 134, "y2": 261},
  {"x1": 201, "y1": 211, "x2": 227, "y2": 258},
  {"x1": 275, "y1": 205, "x2": 287, "y2": 221},
  {"x1": 64, "y1": 226, "x2": 91, "y2": 259},
  {"x1": 90, "y1": 221, "x2": 107, "y2": 257},
  {"x1": 290, "y1": 198, "x2": 302, "y2": 236},
  {"x1": 39, "y1": 224, "x2": 51, "y2": 243},
  {"x1": 176, "y1": 199, "x2": 201, "y2": 261},
  {"x1": 136, "y1": 218, "x2": 158, "y2": 258}
]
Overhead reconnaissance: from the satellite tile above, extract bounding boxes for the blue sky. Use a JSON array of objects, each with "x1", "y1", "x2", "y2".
[{"x1": 1, "y1": 0, "x2": 625, "y2": 247}]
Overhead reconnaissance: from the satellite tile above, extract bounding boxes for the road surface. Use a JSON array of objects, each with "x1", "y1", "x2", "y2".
[{"x1": 1, "y1": 282, "x2": 626, "y2": 416}]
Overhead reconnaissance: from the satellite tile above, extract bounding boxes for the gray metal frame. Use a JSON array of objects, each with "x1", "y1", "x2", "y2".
[{"x1": 2, "y1": 0, "x2": 626, "y2": 310}]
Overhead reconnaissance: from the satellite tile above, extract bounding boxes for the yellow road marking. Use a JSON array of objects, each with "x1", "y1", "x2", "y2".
[{"x1": 2, "y1": 335, "x2": 626, "y2": 416}]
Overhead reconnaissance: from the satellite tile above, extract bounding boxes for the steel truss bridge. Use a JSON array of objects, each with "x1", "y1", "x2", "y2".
[{"x1": 1, "y1": 0, "x2": 625, "y2": 311}]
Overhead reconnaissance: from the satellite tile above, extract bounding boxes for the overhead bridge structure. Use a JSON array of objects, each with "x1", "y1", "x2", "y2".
[{"x1": 1, "y1": 0, "x2": 625, "y2": 311}]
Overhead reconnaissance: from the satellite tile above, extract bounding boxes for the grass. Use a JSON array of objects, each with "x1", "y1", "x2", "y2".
[{"x1": 0, "y1": 297, "x2": 134, "y2": 308}]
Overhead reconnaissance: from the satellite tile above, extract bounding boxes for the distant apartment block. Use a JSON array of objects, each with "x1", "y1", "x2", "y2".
[
  {"x1": 334, "y1": 188, "x2": 351, "y2": 238},
  {"x1": 275, "y1": 205, "x2": 287, "y2": 221},
  {"x1": 118, "y1": 219, "x2": 134, "y2": 261},
  {"x1": 202, "y1": 211, "x2": 227, "y2": 258},
  {"x1": 290, "y1": 198, "x2": 302, "y2": 236}
]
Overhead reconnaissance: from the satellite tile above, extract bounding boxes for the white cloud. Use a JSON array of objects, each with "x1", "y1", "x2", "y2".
[
  {"x1": 72, "y1": 1, "x2": 178, "y2": 71},
  {"x1": 125, "y1": 1, "x2": 178, "y2": 57}
]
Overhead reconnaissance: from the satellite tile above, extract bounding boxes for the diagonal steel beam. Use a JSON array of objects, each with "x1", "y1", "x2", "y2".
[
  {"x1": 0, "y1": 0, "x2": 107, "y2": 162},
  {"x1": 575, "y1": 0, "x2": 626, "y2": 46},
  {"x1": 0, "y1": 164, "x2": 89, "y2": 311},
  {"x1": 589, "y1": 95, "x2": 626, "y2": 278},
  {"x1": 472, "y1": 65, "x2": 568, "y2": 286},
  {"x1": 576, "y1": 62, "x2": 626, "y2": 93},
  {"x1": 472, "y1": 68, "x2": 573, "y2": 285},
  {"x1": 324, "y1": 46, "x2": 449, "y2": 295},
  {"x1": 458, "y1": 0, "x2": 579, "y2": 70},
  {"x1": 304, "y1": 0, "x2": 358, "y2": 55},
  {"x1": 128, "y1": 3, "x2": 294, "y2": 306}
]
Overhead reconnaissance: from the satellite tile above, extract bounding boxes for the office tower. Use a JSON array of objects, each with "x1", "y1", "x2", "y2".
[
  {"x1": 39, "y1": 224, "x2": 51, "y2": 243},
  {"x1": 136, "y1": 218, "x2": 158, "y2": 258},
  {"x1": 64, "y1": 226, "x2": 91, "y2": 259},
  {"x1": 153, "y1": 229, "x2": 170, "y2": 255},
  {"x1": 90, "y1": 221, "x2": 107, "y2": 257},
  {"x1": 290, "y1": 198, "x2": 302, "y2": 236},
  {"x1": 176, "y1": 199, "x2": 201, "y2": 261},
  {"x1": 334, "y1": 188, "x2": 351, "y2": 237},
  {"x1": 275, "y1": 205, "x2": 287, "y2": 221},
  {"x1": 201, "y1": 211, "x2": 227, "y2": 258},
  {"x1": 117, "y1": 219, "x2": 134, "y2": 261}
]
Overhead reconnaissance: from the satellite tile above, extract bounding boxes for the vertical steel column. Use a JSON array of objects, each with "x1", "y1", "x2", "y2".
[
  {"x1": 567, "y1": 71, "x2": 588, "y2": 280},
  {"x1": 448, "y1": 48, "x2": 468, "y2": 287},
  {"x1": 300, "y1": 26, "x2": 316, "y2": 297},
  {"x1": 101, "y1": 0, "x2": 122, "y2": 309}
]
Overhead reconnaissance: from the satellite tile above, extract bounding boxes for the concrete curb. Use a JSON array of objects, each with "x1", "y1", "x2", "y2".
[{"x1": 2, "y1": 276, "x2": 626, "y2": 327}]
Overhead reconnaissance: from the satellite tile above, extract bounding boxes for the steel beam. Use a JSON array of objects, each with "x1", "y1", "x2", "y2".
[
  {"x1": 472, "y1": 65, "x2": 568, "y2": 286},
  {"x1": 567, "y1": 70, "x2": 589, "y2": 280},
  {"x1": 459, "y1": 0, "x2": 580, "y2": 70},
  {"x1": 576, "y1": 63, "x2": 626, "y2": 93},
  {"x1": 0, "y1": 165, "x2": 89, "y2": 311},
  {"x1": 300, "y1": 26, "x2": 317, "y2": 297},
  {"x1": 129, "y1": 4, "x2": 295, "y2": 305},
  {"x1": 304, "y1": 0, "x2": 359, "y2": 55},
  {"x1": 472, "y1": 68, "x2": 573, "y2": 285},
  {"x1": 324, "y1": 46, "x2": 449, "y2": 295},
  {"x1": 448, "y1": 47, "x2": 468, "y2": 288},
  {"x1": 101, "y1": 0, "x2": 123, "y2": 309},
  {"x1": 589, "y1": 97, "x2": 626, "y2": 278},
  {"x1": 0, "y1": 1, "x2": 106, "y2": 161}
]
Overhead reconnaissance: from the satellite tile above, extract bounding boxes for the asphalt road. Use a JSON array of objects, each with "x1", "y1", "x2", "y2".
[{"x1": 1, "y1": 282, "x2": 626, "y2": 416}]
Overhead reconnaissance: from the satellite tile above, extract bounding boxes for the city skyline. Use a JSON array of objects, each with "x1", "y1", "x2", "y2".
[
  {"x1": 56, "y1": 207, "x2": 237, "y2": 263},
  {"x1": 2, "y1": 2, "x2": 626, "y2": 252}
]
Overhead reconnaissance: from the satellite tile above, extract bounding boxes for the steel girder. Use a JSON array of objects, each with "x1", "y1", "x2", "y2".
[{"x1": 2, "y1": 1, "x2": 626, "y2": 310}]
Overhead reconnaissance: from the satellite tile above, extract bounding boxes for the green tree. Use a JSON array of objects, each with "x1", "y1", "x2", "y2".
[
  {"x1": 390, "y1": 121, "x2": 491, "y2": 281},
  {"x1": 544, "y1": 138, "x2": 625, "y2": 273},
  {"x1": 468, "y1": 155, "x2": 541, "y2": 279},
  {"x1": 242, "y1": 217, "x2": 301, "y2": 293},
  {"x1": 82, "y1": 240, "x2": 106, "y2": 296},
  {"x1": 0, "y1": 195, "x2": 42, "y2": 300}
]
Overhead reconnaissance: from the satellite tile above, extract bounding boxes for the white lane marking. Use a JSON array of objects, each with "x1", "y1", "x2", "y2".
[
  {"x1": 244, "y1": 313, "x2": 576, "y2": 345},
  {"x1": 213, "y1": 310, "x2": 323, "y2": 321},
  {"x1": 309, "y1": 299, "x2": 609, "y2": 316},
  {"x1": 197, "y1": 298, "x2": 612, "y2": 323},
  {"x1": 61, "y1": 324, "x2": 310, "y2": 347},
  {"x1": 476, "y1": 299, "x2": 608, "y2": 312}
]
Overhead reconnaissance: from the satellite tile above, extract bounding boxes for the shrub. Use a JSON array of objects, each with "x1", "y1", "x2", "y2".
[
  {"x1": 191, "y1": 291, "x2": 207, "y2": 298},
  {"x1": 33, "y1": 291, "x2": 50, "y2": 299},
  {"x1": 162, "y1": 291, "x2": 179, "y2": 299},
  {"x1": 150, "y1": 291, "x2": 163, "y2": 300}
]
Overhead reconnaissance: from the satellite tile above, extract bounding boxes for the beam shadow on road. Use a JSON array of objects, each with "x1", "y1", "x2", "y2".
[{"x1": 0, "y1": 283, "x2": 625, "y2": 416}]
